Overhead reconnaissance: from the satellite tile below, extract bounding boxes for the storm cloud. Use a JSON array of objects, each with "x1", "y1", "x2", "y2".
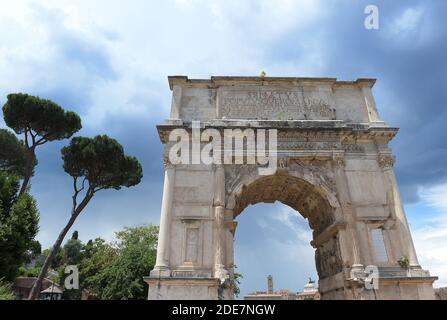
[{"x1": 1, "y1": 0, "x2": 446, "y2": 295}]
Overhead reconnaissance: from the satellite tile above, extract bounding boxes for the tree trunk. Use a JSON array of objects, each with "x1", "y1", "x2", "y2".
[
  {"x1": 18, "y1": 173, "x2": 31, "y2": 197},
  {"x1": 18, "y1": 149, "x2": 36, "y2": 198},
  {"x1": 28, "y1": 212, "x2": 79, "y2": 300}
]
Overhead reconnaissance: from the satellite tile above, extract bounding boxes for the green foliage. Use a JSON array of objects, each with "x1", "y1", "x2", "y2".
[
  {"x1": 28, "y1": 134, "x2": 142, "y2": 300},
  {"x1": 61, "y1": 135, "x2": 143, "y2": 191},
  {"x1": 63, "y1": 288, "x2": 82, "y2": 300},
  {"x1": 79, "y1": 238, "x2": 117, "y2": 297},
  {"x1": 23, "y1": 240, "x2": 42, "y2": 265},
  {"x1": 63, "y1": 239, "x2": 83, "y2": 265},
  {"x1": 231, "y1": 266, "x2": 243, "y2": 298},
  {"x1": 398, "y1": 255, "x2": 410, "y2": 269},
  {"x1": 2, "y1": 93, "x2": 81, "y2": 142},
  {"x1": 0, "y1": 171, "x2": 39, "y2": 281},
  {"x1": 42, "y1": 247, "x2": 65, "y2": 269},
  {"x1": 36, "y1": 225, "x2": 158, "y2": 300},
  {"x1": 27, "y1": 267, "x2": 41, "y2": 278},
  {"x1": 100, "y1": 225, "x2": 158, "y2": 300},
  {"x1": 0, "y1": 129, "x2": 27, "y2": 177},
  {"x1": 0, "y1": 279, "x2": 14, "y2": 300},
  {"x1": 17, "y1": 266, "x2": 26, "y2": 276},
  {"x1": 40, "y1": 239, "x2": 80, "y2": 287},
  {"x1": 0, "y1": 171, "x2": 20, "y2": 213},
  {"x1": 2, "y1": 93, "x2": 82, "y2": 198},
  {"x1": 52, "y1": 249, "x2": 65, "y2": 269},
  {"x1": 18, "y1": 266, "x2": 41, "y2": 278},
  {"x1": 28, "y1": 240, "x2": 41, "y2": 255},
  {"x1": 80, "y1": 225, "x2": 158, "y2": 300}
]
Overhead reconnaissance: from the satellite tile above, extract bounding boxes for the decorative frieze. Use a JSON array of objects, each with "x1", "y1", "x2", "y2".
[
  {"x1": 343, "y1": 144, "x2": 365, "y2": 153},
  {"x1": 277, "y1": 141, "x2": 341, "y2": 150}
]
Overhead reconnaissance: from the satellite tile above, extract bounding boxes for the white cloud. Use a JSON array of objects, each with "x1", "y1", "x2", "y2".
[
  {"x1": 235, "y1": 203, "x2": 316, "y2": 296},
  {"x1": 420, "y1": 184, "x2": 447, "y2": 212},
  {"x1": 209, "y1": 0, "x2": 323, "y2": 38},
  {"x1": 391, "y1": 7, "x2": 424, "y2": 35},
  {"x1": 272, "y1": 205, "x2": 313, "y2": 244},
  {"x1": 385, "y1": 6, "x2": 436, "y2": 47},
  {"x1": 412, "y1": 182, "x2": 447, "y2": 287},
  {"x1": 0, "y1": 0, "x2": 327, "y2": 126}
]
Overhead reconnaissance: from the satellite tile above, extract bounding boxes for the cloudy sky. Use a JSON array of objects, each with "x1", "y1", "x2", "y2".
[{"x1": 1, "y1": 0, "x2": 446, "y2": 297}]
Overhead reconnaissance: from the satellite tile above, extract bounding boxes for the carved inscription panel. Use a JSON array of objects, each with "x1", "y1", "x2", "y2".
[
  {"x1": 219, "y1": 88, "x2": 335, "y2": 120},
  {"x1": 185, "y1": 228, "x2": 199, "y2": 263}
]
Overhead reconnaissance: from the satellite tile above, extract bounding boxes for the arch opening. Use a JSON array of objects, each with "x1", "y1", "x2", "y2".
[
  {"x1": 231, "y1": 173, "x2": 335, "y2": 237},
  {"x1": 228, "y1": 172, "x2": 344, "y2": 297},
  {"x1": 234, "y1": 201, "x2": 318, "y2": 299}
]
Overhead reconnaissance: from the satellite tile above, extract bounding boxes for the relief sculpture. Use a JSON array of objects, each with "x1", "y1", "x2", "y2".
[{"x1": 315, "y1": 236, "x2": 343, "y2": 279}]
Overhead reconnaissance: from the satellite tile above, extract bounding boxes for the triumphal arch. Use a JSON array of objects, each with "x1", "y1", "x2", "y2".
[{"x1": 145, "y1": 76, "x2": 437, "y2": 299}]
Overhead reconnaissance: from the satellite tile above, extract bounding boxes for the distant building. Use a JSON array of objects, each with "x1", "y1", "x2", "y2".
[
  {"x1": 12, "y1": 277, "x2": 95, "y2": 300},
  {"x1": 296, "y1": 278, "x2": 320, "y2": 300},
  {"x1": 244, "y1": 289, "x2": 298, "y2": 300},
  {"x1": 243, "y1": 276, "x2": 320, "y2": 300},
  {"x1": 12, "y1": 277, "x2": 61, "y2": 300},
  {"x1": 267, "y1": 274, "x2": 273, "y2": 294},
  {"x1": 40, "y1": 284, "x2": 64, "y2": 300}
]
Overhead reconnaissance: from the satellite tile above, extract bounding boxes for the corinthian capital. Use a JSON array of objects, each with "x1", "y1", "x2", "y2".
[{"x1": 378, "y1": 154, "x2": 395, "y2": 169}]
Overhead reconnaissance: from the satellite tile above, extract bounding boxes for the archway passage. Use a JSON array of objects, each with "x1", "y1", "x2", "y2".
[
  {"x1": 232, "y1": 174, "x2": 334, "y2": 237},
  {"x1": 234, "y1": 201, "x2": 318, "y2": 299}
]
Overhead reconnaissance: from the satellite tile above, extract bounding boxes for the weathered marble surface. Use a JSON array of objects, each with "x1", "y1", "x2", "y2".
[{"x1": 146, "y1": 76, "x2": 437, "y2": 300}]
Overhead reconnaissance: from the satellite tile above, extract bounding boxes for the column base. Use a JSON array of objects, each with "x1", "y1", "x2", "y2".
[
  {"x1": 150, "y1": 267, "x2": 171, "y2": 277},
  {"x1": 145, "y1": 277, "x2": 223, "y2": 300},
  {"x1": 321, "y1": 269, "x2": 438, "y2": 300},
  {"x1": 376, "y1": 276, "x2": 438, "y2": 299}
]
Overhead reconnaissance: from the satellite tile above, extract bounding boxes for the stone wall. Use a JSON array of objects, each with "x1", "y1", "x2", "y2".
[{"x1": 435, "y1": 287, "x2": 447, "y2": 300}]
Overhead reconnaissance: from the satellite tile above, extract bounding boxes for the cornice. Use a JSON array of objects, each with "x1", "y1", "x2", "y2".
[{"x1": 168, "y1": 75, "x2": 376, "y2": 90}]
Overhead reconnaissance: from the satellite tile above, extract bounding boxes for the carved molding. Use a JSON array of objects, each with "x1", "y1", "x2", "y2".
[
  {"x1": 343, "y1": 144, "x2": 364, "y2": 153},
  {"x1": 276, "y1": 141, "x2": 365, "y2": 153},
  {"x1": 277, "y1": 141, "x2": 340, "y2": 150},
  {"x1": 157, "y1": 124, "x2": 399, "y2": 145}
]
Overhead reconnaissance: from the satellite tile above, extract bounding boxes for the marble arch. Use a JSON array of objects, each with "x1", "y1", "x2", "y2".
[{"x1": 146, "y1": 76, "x2": 437, "y2": 300}]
